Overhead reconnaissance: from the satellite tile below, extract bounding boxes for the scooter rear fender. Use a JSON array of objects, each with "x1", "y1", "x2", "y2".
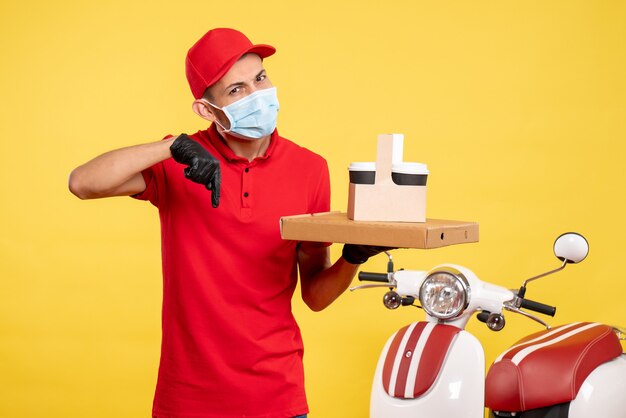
[{"x1": 569, "y1": 354, "x2": 626, "y2": 418}]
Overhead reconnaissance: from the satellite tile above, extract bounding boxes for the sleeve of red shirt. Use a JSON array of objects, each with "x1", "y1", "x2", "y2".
[
  {"x1": 132, "y1": 168, "x2": 159, "y2": 206},
  {"x1": 131, "y1": 136, "x2": 173, "y2": 207},
  {"x1": 298, "y1": 157, "x2": 332, "y2": 250}
]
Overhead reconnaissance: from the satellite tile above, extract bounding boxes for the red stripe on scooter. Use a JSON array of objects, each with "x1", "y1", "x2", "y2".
[
  {"x1": 382, "y1": 324, "x2": 412, "y2": 395},
  {"x1": 382, "y1": 323, "x2": 461, "y2": 399},
  {"x1": 392, "y1": 322, "x2": 428, "y2": 398},
  {"x1": 411, "y1": 324, "x2": 461, "y2": 397}
]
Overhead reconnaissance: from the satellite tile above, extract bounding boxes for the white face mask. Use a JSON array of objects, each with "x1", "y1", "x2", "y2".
[{"x1": 204, "y1": 87, "x2": 279, "y2": 139}]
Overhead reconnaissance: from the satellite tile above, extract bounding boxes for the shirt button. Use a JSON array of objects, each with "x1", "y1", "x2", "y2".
[
  {"x1": 243, "y1": 192, "x2": 249, "y2": 197},
  {"x1": 244, "y1": 168, "x2": 250, "y2": 173}
]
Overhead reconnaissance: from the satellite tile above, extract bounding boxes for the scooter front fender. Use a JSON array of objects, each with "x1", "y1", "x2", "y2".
[{"x1": 370, "y1": 322, "x2": 485, "y2": 418}]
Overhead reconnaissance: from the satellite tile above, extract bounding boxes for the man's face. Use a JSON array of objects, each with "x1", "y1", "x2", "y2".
[{"x1": 206, "y1": 53, "x2": 273, "y2": 108}]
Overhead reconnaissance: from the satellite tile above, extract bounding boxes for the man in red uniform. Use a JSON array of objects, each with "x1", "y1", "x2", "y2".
[{"x1": 69, "y1": 28, "x2": 387, "y2": 418}]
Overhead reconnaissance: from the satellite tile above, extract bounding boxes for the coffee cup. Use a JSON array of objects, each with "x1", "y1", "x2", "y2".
[
  {"x1": 391, "y1": 162, "x2": 429, "y2": 186},
  {"x1": 348, "y1": 162, "x2": 376, "y2": 184}
]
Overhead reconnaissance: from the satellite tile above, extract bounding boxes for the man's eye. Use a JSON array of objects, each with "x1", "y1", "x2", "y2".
[
  {"x1": 257, "y1": 74, "x2": 266, "y2": 82},
  {"x1": 229, "y1": 87, "x2": 241, "y2": 95}
]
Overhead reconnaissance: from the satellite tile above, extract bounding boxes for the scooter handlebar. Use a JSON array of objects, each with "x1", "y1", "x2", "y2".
[
  {"x1": 358, "y1": 272, "x2": 390, "y2": 283},
  {"x1": 520, "y1": 298, "x2": 557, "y2": 317}
]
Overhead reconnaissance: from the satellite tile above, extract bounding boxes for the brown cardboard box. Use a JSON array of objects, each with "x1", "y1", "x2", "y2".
[
  {"x1": 348, "y1": 133, "x2": 428, "y2": 222},
  {"x1": 280, "y1": 212, "x2": 478, "y2": 249}
]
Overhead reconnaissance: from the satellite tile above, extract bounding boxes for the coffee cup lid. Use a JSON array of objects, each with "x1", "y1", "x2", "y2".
[
  {"x1": 392, "y1": 162, "x2": 429, "y2": 175},
  {"x1": 348, "y1": 162, "x2": 376, "y2": 171}
]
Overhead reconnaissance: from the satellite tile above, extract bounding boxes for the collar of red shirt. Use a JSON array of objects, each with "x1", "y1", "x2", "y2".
[{"x1": 206, "y1": 123, "x2": 278, "y2": 164}]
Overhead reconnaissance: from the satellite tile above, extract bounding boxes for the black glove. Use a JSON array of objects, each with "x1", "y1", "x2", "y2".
[
  {"x1": 341, "y1": 244, "x2": 396, "y2": 265},
  {"x1": 170, "y1": 134, "x2": 221, "y2": 208}
]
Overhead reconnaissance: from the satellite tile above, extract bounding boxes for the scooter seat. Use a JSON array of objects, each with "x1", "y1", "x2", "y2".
[{"x1": 485, "y1": 322, "x2": 622, "y2": 412}]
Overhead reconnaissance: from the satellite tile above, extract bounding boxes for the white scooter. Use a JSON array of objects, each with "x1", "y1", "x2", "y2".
[{"x1": 351, "y1": 233, "x2": 626, "y2": 417}]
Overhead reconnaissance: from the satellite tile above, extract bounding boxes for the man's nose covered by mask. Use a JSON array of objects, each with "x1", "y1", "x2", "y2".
[{"x1": 204, "y1": 87, "x2": 280, "y2": 140}]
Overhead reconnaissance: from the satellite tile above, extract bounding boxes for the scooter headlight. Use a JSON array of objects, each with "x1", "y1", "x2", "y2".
[{"x1": 419, "y1": 268, "x2": 470, "y2": 319}]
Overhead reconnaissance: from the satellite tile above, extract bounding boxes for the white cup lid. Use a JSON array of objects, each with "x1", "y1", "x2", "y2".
[
  {"x1": 392, "y1": 162, "x2": 429, "y2": 175},
  {"x1": 348, "y1": 162, "x2": 376, "y2": 171}
]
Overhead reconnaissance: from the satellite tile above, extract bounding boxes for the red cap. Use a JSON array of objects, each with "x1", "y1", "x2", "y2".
[{"x1": 185, "y1": 28, "x2": 276, "y2": 99}]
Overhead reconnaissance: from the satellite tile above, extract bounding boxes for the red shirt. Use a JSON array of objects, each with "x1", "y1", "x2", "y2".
[{"x1": 134, "y1": 125, "x2": 330, "y2": 418}]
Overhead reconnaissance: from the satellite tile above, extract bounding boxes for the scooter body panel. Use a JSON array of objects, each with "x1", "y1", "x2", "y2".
[
  {"x1": 569, "y1": 354, "x2": 626, "y2": 418},
  {"x1": 371, "y1": 323, "x2": 485, "y2": 418}
]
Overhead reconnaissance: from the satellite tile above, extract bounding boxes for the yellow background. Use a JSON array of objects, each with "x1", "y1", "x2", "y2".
[{"x1": 1, "y1": 0, "x2": 625, "y2": 417}]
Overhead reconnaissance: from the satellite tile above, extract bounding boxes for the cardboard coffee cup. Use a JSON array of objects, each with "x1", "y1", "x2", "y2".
[
  {"x1": 391, "y1": 162, "x2": 429, "y2": 186},
  {"x1": 348, "y1": 162, "x2": 376, "y2": 184}
]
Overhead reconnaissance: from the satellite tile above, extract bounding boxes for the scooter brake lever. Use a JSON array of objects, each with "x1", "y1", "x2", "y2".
[
  {"x1": 349, "y1": 283, "x2": 395, "y2": 292},
  {"x1": 503, "y1": 302, "x2": 551, "y2": 330},
  {"x1": 613, "y1": 327, "x2": 626, "y2": 341}
]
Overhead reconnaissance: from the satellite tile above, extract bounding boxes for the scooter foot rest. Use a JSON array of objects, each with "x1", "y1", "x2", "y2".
[
  {"x1": 485, "y1": 322, "x2": 622, "y2": 412},
  {"x1": 492, "y1": 402, "x2": 570, "y2": 417}
]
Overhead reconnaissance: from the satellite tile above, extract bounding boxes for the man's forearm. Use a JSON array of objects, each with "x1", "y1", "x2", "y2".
[
  {"x1": 301, "y1": 257, "x2": 359, "y2": 312},
  {"x1": 299, "y1": 244, "x2": 393, "y2": 311},
  {"x1": 68, "y1": 137, "x2": 176, "y2": 199}
]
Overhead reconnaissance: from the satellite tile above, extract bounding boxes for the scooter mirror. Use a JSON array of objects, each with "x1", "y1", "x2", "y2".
[{"x1": 554, "y1": 233, "x2": 589, "y2": 264}]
